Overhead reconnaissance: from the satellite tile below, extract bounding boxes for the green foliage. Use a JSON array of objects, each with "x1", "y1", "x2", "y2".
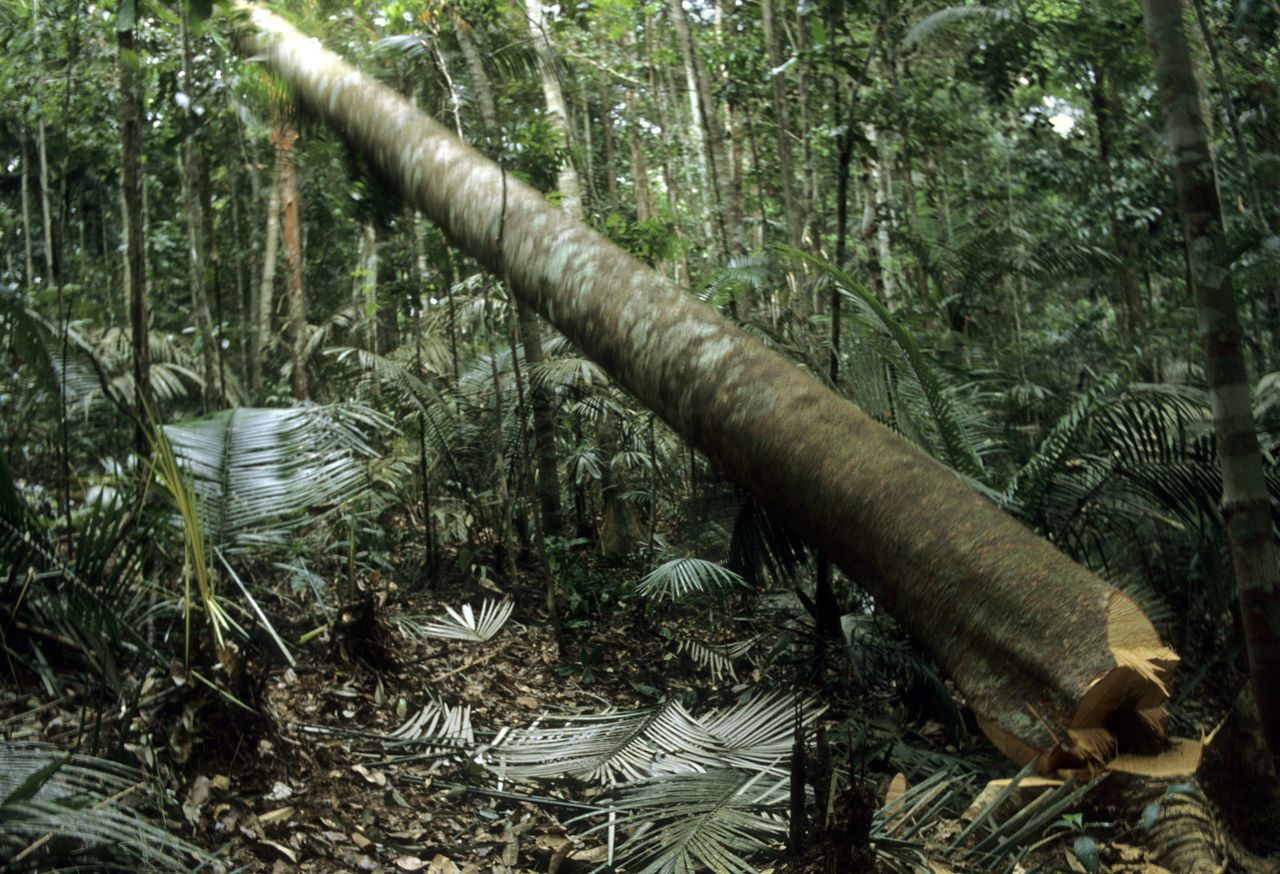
[
  {"x1": 161, "y1": 404, "x2": 386, "y2": 551},
  {"x1": 0, "y1": 743, "x2": 216, "y2": 870}
]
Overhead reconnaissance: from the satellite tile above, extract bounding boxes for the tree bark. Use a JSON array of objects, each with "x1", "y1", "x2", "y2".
[
  {"x1": 235, "y1": 4, "x2": 1180, "y2": 769},
  {"x1": 251, "y1": 156, "x2": 281, "y2": 400},
  {"x1": 1142, "y1": 0, "x2": 1280, "y2": 766},
  {"x1": 118, "y1": 23, "x2": 151, "y2": 453},
  {"x1": 180, "y1": 5, "x2": 219, "y2": 408},
  {"x1": 274, "y1": 114, "x2": 308, "y2": 402},
  {"x1": 762, "y1": 0, "x2": 802, "y2": 249}
]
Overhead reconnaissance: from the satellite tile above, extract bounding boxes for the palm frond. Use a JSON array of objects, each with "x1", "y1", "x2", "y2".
[
  {"x1": 903, "y1": 5, "x2": 1010, "y2": 49},
  {"x1": 486, "y1": 692, "x2": 822, "y2": 784},
  {"x1": 636, "y1": 558, "x2": 747, "y2": 602},
  {"x1": 528, "y1": 355, "x2": 610, "y2": 391},
  {"x1": 778, "y1": 246, "x2": 986, "y2": 481},
  {"x1": 0, "y1": 743, "x2": 216, "y2": 870},
  {"x1": 675, "y1": 636, "x2": 760, "y2": 683},
  {"x1": 397, "y1": 598, "x2": 513, "y2": 642},
  {"x1": 584, "y1": 768, "x2": 789, "y2": 874},
  {"x1": 163, "y1": 403, "x2": 386, "y2": 551},
  {"x1": 1005, "y1": 373, "x2": 1121, "y2": 515}
]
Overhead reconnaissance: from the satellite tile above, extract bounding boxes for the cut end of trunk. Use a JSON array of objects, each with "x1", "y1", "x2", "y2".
[
  {"x1": 979, "y1": 592, "x2": 1179, "y2": 773},
  {"x1": 1075, "y1": 592, "x2": 1177, "y2": 711}
]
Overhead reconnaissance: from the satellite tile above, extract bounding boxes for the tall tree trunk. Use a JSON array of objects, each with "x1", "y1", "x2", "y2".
[
  {"x1": 118, "y1": 23, "x2": 151, "y2": 453},
  {"x1": 180, "y1": 5, "x2": 219, "y2": 407},
  {"x1": 19, "y1": 128, "x2": 35, "y2": 287},
  {"x1": 599, "y1": 79, "x2": 619, "y2": 215},
  {"x1": 623, "y1": 89, "x2": 652, "y2": 223},
  {"x1": 238, "y1": 4, "x2": 1182, "y2": 769},
  {"x1": 251, "y1": 157, "x2": 281, "y2": 400},
  {"x1": 648, "y1": 40, "x2": 690, "y2": 287},
  {"x1": 668, "y1": 0, "x2": 725, "y2": 258},
  {"x1": 1090, "y1": 69, "x2": 1145, "y2": 345},
  {"x1": 463, "y1": 5, "x2": 565, "y2": 541},
  {"x1": 525, "y1": 0, "x2": 582, "y2": 215},
  {"x1": 794, "y1": 3, "x2": 818, "y2": 254},
  {"x1": 274, "y1": 114, "x2": 308, "y2": 402},
  {"x1": 763, "y1": 0, "x2": 802, "y2": 249},
  {"x1": 1142, "y1": 0, "x2": 1280, "y2": 765},
  {"x1": 357, "y1": 221, "x2": 378, "y2": 353}
]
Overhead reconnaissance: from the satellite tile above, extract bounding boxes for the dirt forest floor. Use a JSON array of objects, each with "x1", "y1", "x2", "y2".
[{"x1": 3, "y1": 559, "x2": 1279, "y2": 873}]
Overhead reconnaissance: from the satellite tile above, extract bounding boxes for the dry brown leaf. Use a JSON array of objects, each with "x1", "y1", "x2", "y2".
[
  {"x1": 259, "y1": 806, "x2": 294, "y2": 826},
  {"x1": 884, "y1": 772, "x2": 907, "y2": 807},
  {"x1": 427, "y1": 854, "x2": 460, "y2": 874},
  {"x1": 394, "y1": 856, "x2": 425, "y2": 871}
]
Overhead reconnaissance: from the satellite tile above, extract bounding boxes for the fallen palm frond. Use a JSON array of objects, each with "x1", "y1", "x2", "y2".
[
  {"x1": 389, "y1": 701, "x2": 475, "y2": 749},
  {"x1": 0, "y1": 743, "x2": 216, "y2": 870},
  {"x1": 485, "y1": 691, "x2": 824, "y2": 784},
  {"x1": 636, "y1": 558, "x2": 748, "y2": 602},
  {"x1": 675, "y1": 635, "x2": 761, "y2": 683},
  {"x1": 396, "y1": 598, "x2": 513, "y2": 642},
  {"x1": 580, "y1": 768, "x2": 789, "y2": 874}
]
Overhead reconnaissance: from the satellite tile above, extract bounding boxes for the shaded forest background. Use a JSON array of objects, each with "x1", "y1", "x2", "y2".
[{"x1": 2, "y1": 0, "x2": 1280, "y2": 870}]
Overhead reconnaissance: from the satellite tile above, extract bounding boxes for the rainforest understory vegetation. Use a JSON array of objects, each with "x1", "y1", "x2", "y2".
[{"x1": 2, "y1": 0, "x2": 1280, "y2": 871}]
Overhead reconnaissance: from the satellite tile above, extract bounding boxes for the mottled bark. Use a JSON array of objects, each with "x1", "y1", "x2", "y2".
[
  {"x1": 236, "y1": 4, "x2": 1179, "y2": 767},
  {"x1": 1142, "y1": 0, "x2": 1280, "y2": 765},
  {"x1": 525, "y1": 0, "x2": 582, "y2": 216},
  {"x1": 623, "y1": 89, "x2": 652, "y2": 223},
  {"x1": 19, "y1": 129, "x2": 35, "y2": 286},
  {"x1": 762, "y1": 0, "x2": 801, "y2": 249},
  {"x1": 118, "y1": 24, "x2": 151, "y2": 452},
  {"x1": 251, "y1": 157, "x2": 280, "y2": 400},
  {"x1": 180, "y1": 5, "x2": 219, "y2": 406},
  {"x1": 599, "y1": 79, "x2": 619, "y2": 215},
  {"x1": 274, "y1": 115, "x2": 308, "y2": 402}
]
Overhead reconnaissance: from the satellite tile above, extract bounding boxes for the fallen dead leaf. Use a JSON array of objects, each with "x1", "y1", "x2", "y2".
[
  {"x1": 427, "y1": 854, "x2": 459, "y2": 874},
  {"x1": 394, "y1": 856, "x2": 425, "y2": 871},
  {"x1": 259, "y1": 806, "x2": 294, "y2": 826}
]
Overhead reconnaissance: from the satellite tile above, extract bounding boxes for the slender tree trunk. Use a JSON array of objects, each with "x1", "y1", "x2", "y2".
[
  {"x1": 252, "y1": 157, "x2": 281, "y2": 400},
  {"x1": 465, "y1": 5, "x2": 565, "y2": 541},
  {"x1": 525, "y1": 0, "x2": 582, "y2": 215},
  {"x1": 668, "y1": 0, "x2": 726, "y2": 257},
  {"x1": 357, "y1": 221, "x2": 378, "y2": 353},
  {"x1": 238, "y1": 5, "x2": 1182, "y2": 769},
  {"x1": 1090, "y1": 69, "x2": 1145, "y2": 345},
  {"x1": 119, "y1": 24, "x2": 151, "y2": 452},
  {"x1": 859, "y1": 148, "x2": 887, "y2": 303},
  {"x1": 274, "y1": 114, "x2": 308, "y2": 401},
  {"x1": 19, "y1": 129, "x2": 36, "y2": 287},
  {"x1": 1143, "y1": 0, "x2": 1280, "y2": 765},
  {"x1": 648, "y1": 40, "x2": 690, "y2": 287},
  {"x1": 623, "y1": 89, "x2": 652, "y2": 223},
  {"x1": 763, "y1": 0, "x2": 802, "y2": 249},
  {"x1": 599, "y1": 79, "x2": 619, "y2": 215},
  {"x1": 180, "y1": 6, "x2": 218, "y2": 406},
  {"x1": 794, "y1": 4, "x2": 818, "y2": 253}
]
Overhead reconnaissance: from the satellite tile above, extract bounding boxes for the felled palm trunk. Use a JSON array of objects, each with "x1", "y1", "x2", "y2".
[{"x1": 234, "y1": 5, "x2": 1177, "y2": 769}]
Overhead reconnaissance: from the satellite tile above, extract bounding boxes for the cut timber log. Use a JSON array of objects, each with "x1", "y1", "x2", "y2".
[{"x1": 231, "y1": 4, "x2": 1178, "y2": 770}]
